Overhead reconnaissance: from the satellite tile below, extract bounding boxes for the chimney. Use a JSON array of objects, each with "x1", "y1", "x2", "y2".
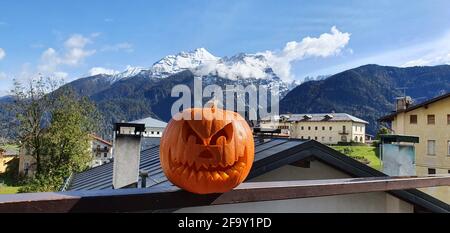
[
  {"x1": 112, "y1": 123, "x2": 145, "y2": 189},
  {"x1": 395, "y1": 96, "x2": 413, "y2": 111}
]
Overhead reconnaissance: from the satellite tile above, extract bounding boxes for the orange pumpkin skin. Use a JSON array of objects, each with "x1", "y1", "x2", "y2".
[{"x1": 160, "y1": 107, "x2": 254, "y2": 194}]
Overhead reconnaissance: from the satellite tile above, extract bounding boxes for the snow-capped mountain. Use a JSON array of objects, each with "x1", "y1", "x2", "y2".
[
  {"x1": 102, "y1": 48, "x2": 288, "y2": 84},
  {"x1": 151, "y1": 48, "x2": 219, "y2": 77},
  {"x1": 108, "y1": 65, "x2": 147, "y2": 83},
  {"x1": 193, "y1": 52, "x2": 276, "y2": 80}
]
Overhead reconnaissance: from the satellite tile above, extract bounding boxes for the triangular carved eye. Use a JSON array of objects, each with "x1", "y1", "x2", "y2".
[
  {"x1": 182, "y1": 121, "x2": 203, "y2": 144},
  {"x1": 210, "y1": 123, "x2": 234, "y2": 145}
]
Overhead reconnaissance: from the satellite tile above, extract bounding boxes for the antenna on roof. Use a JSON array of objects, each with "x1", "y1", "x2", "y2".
[{"x1": 395, "y1": 87, "x2": 408, "y2": 98}]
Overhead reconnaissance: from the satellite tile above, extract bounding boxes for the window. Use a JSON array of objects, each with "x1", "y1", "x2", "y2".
[
  {"x1": 427, "y1": 140, "x2": 436, "y2": 155},
  {"x1": 427, "y1": 114, "x2": 435, "y2": 124},
  {"x1": 448, "y1": 114, "x2": 450, "y2": 125},
  {"x1": 301, "y1": 126, "x2": 304, "y2": 130},
  {"x1": 329, "y1": 137, "x2": 332, "y2": 141},
  {"x1": 104, "y1": 153, "x2": 107, "y2": 158},
  {"x1": 157, "y1": 131, "x2": 160, "y2": 135},
  {"x1": 410, "y1": 115, "x2": 417, "y2": 124},
  {"x1": 104, "y1": 146, "x2": 107, "y2": 151},
  {"x1": 314, "y1": 136, "x2": 318, "y2": 140},
  {"x1": 360, "y1": 136, "x2": 363, "y2": 143},
  {"x1": 329, "y1": 126, "x2": 332, "y2": 130},
  {"x1": 448, "y1": 141, "x2": 450, "y2": 156},
  {"x1": 308, "y1": 136, "x2": 311, "y2": 140},
  {"x1": 301, "y1": 136, "x2": 304, "y2": 139},
  {"x1": 448, "y1": 170, "x2": 450, "y2": 174},
  {"x1": 315, "y1": 126, "x2": 318, "y2": 130},
  {"x1": 342, "y1": 125, "x2": 346, "y2": 132},
  {"x1": 322, "y1": 126, "x2": 325, "y2": 130},
  {"x1": 355, "y1": 136, "x2": 358, "y2": 141},
  {"x1": 308, "y1": 126, "x2": 311, "y2": 130},
  {"x1": 428, "y1": 168, "x2": 436, "y2": 175},
  {"x1": 321, "y1": 136, "x2": 325, "y2": 141},
  {"x1": 151, "y1": 131, "x2": 154, "y2": 134}
]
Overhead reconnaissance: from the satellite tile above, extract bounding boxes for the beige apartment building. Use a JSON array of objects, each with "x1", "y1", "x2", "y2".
[
  {"x1": 380, "y1": 94, "x2": 450, "y2": 175},
  {"x1": 260, "y1": 113, "x2": 368, "y2": 144},
  {"x1": 379, "y1": 93, "x2": 450, "y2": 204}
]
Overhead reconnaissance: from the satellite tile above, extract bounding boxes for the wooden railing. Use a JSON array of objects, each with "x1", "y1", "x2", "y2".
[{"x1": 0, "y1": 176, "x2": 449, "y2": 213}]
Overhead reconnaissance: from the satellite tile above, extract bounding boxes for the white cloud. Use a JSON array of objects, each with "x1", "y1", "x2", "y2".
[
  {"x1": 38, "y1": 34, "x2": 96, "y2": 77},
  {"x1": 0, "y1": 48, "x2": 5, "y2": 60},
  {"x1": 0, "y1": 72, "x2": 7, "y2": 80},
  {"x1": 261, "y1": 26, "x2": 351, "y2": 80},
  {"x1": 64, "y1": 34, "x2": 91, "y2": 48},
  {"x1": 101, "y1": 42, "x2": 134, "y2": 53},
  {"x1": 89, "y1": 67, "x2": 120, "y2": 76},
  {"x1": 193, "y1": 26, "x2": 351, "y2": 81},
  {"x1": 402, "y1": 52, "x2": 450, "y2": 67},
  {"x1": 399, "y1": 31, "x2": 450, "y2": 67}
]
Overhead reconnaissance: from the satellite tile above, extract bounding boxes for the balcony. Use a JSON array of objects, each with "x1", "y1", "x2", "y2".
[
  {"x1": 93, "y1": 148, "x2": 110, "y2": 153},
  {"x1": 338, "y1": 130, "x2": 349, "y2": 135}
]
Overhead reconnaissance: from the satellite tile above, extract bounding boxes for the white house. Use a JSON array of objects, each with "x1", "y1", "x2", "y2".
[{"x1": 130, "y1": 117, "x2": 167, "y2": 138}]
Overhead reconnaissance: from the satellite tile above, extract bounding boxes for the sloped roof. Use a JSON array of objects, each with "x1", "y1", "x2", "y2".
[
  {"x1": 0, "y1": 147, "x2": 18, "y2": 157},
  {"x1": 89, "y1": 134, "x2": 112, "y2": 146},
  {"x1": 65, "y1": 138, "x2": 449, "y2": 212},
  {"x1": 66, "y1": 138, "x2": 304, "y2": 191},
  {"x1": 379, "y1": 92, "x2": 450, "y2": 122},
  {"x1": 263, "y1": 113, "x2": 368, "y2": 124},
  {"x1": 130, "y1": 117, "x2": 167, "y2": 128}
]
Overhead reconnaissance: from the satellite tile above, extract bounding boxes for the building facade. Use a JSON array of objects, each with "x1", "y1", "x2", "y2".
[
  {"x1": 379, "y1": 94, "x2": 450, "y2": 204},
  {"x1": 130, "y1": 117, "x2": 167, "y2": 138},
  {"x1": 380, "y1": 94, "x2": 450, "y2": 176},
  {"x1": 90, "y1": 135, "x2": 113, "y2": 167},
  {"x1": 0, "y1": 148, "x2": 18, "y2": 174},
  {"x1": 260, "y1": 113, "x2": 368, "y2": 144}
]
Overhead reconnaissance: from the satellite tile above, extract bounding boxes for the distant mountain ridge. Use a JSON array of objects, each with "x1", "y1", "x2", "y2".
[
  {"x1": 2, "y1": 50, "x2": 450, "y2": 140},
  {"x1": 90, "y1": 48, "x2": 286, "y2": 84},
  {"x1": 56, "y1": 48, "x2": 293, "y2": 136},
  {"x1": 280, "y1": 64, "x2": 450, "y2": 134}
]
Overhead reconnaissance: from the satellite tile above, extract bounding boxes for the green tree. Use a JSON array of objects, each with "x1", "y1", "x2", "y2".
[
  {"x1": 11, "y1": 76, "x2": 62, "y2": 175},
  {"x1": 41, "y1": 88, "x2": 101, "y2": 178},
  {"x1": 375, "y1": 126, "x2": 391, "y2": 140},
  {"x1": 12, "y1": 77, "x2": 102, "y2": 192}
]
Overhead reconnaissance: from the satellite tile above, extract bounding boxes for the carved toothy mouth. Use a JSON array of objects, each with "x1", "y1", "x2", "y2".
[{"x1": 168, "y1": 149, "x2": 247, "y2": 181}]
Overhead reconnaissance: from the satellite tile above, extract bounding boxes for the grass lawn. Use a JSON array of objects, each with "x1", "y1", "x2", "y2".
[
  {"x1": 331, "y1": 146, "x2": 382, "y2": 171},
  {"x1": 0, "y1": 185, "x2": 21, "y2": 194}
]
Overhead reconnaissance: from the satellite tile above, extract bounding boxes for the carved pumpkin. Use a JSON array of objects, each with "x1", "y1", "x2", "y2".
[{"x1": 160, "y1": 105, "x2": 254, "y2": 194}]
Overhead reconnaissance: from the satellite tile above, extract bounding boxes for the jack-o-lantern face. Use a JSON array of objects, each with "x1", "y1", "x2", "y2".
[{"x1": 160, "y1": 106, "x2": 254, "y2": 194}]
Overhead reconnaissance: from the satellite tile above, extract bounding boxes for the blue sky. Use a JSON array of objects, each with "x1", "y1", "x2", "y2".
[{"x1": 1, "y1": 0, "x2": 450, "y2": 95}]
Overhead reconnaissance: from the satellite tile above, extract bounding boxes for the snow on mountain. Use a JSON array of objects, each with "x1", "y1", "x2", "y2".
[
  {"x1": 114, "y1": 65, "x2": 147, "y2": 79},
  {"x1": 193, "y1": 53, "x2": 276, "y2": 80},
  {"x1": 151, "y1": 48, "x2": 219, "y2": 77},
  {"x1": 94, "y1": 48, "x2": 292, "y2": 88}
]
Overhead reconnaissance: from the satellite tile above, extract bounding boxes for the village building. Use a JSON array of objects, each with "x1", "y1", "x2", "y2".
[
  {"x1": 259, "y1": 113, "x2": 368, "y2": 144},
  {"x1": 379, "y1": 93, "x2": 450, "y2": 203}
]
